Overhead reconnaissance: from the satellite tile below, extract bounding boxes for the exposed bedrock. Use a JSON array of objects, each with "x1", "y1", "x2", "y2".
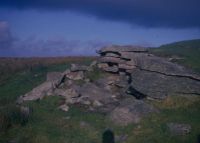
[
  {"x1": 17, "y1": 45, "x2": 200, "y2": 126},
  {"x1": 97, "y1": 45, "x2": 200, "y2": 100},
  {"x1": 109, "y1": 97, "x2": 159, "y2": 126}
]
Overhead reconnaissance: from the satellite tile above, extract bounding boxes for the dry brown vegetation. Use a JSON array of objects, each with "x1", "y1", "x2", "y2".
[{"x1": 0, "y1": 56, "x2": 97, "y2": 83}]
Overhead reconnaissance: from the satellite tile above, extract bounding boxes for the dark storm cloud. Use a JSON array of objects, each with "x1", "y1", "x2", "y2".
[{"x1": 0, "y1": 0, "x2": 200, "y2": 28}]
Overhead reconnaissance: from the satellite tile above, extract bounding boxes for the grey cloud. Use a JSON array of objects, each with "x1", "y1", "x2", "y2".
[
  {"x1": 0, "y1": 21, "x2": 14, "y2": 49},
  {"x1": 0, "y1": 36, "x2": 109, "y2": 57}
]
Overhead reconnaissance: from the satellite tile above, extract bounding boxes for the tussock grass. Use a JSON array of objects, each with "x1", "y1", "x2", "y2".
[
  {"x1": 0, "y1": 56, "x2": 200, "y2": 143},
  {"x1": 149, "y1": 39, "x2": 200, "y2": 73}
]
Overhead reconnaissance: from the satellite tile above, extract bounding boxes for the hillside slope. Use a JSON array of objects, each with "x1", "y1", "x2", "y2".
[{"x1": 149, "y1": 39, "x2": 200, "y2": 73}]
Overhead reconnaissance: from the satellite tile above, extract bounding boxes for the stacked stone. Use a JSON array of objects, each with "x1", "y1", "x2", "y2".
[
  {"x1": 98, "y1": 45, "x2": 200, "y2": 100},
  {"x1": 97, "y1": 45, "x2": 148, "y2": 74}
]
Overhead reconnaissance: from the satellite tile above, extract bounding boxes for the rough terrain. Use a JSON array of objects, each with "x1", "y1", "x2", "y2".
[{"x1": 17, "y1": 45, "x2": 200, "y2": 126}]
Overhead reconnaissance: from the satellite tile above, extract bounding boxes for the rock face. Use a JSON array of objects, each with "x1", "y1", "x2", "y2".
[
  {"x1": 98, "y1": 45, "x2": 200, "y2": 100},
  {"x1": 18, "y1": 45, "x2": 200, "y2": 126},
  {"x1": 46, "y1": 72, "x2": 63, "y2": 82},
  {"x1": 109, "y1": 97, "x2": 159, "y2": 125},
  {"x1": 18, "y1": 61, "x2": 120, "y2": 112},
  {"x1": 21, "y1": 81, "x2": 54, "y2": 101},
  {"x1": 130, "y1": 69, "x2": 200, "y2": 99},
  {"x1": 167, "y1": 123, "x2": 191, "y2": 135}
]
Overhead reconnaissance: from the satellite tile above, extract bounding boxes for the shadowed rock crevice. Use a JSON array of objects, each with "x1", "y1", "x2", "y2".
[
  {"x1": 17, "y1": 45, "x2": 200, "y2": 126},
  {"x1": 175, "y1": 92, "x2": 200, "y2": 96},
  {"x1": 126, "y1": 86, "x2": 147, "y2": 99},
  {"x1": 98, "y1": 45, "x2": 200, "y2": 100},
  {"x1": 135, "y1": 66, "x2": 200, "y2": 82}
]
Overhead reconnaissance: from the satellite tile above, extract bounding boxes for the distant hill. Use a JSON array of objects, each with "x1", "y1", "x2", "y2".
[{"x1": 149, "y1": 39, "x2": 200, "y2": 73}]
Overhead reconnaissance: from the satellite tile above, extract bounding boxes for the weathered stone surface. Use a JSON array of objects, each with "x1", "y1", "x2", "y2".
[
  {"x1": 93, "y1": 100, "x2": 103, "y2": 107},
  {"x1": 130, "y1": 68, "x2": 200, "y2": 99},
  {"x1": 46, "y1": 72, "x2": 63, "y2": 82},
  {"x1": 77, "y1": 83, "x2": 114, "y2": 104},
  {"x1": 125, "y1": 60, "x2": 136, "y2": 66},
  {"x1": 54, "y1": 88, "x2": 79, "y2": 98},
  {"x1": 120, "y1": 51, "x2": 138, "y2": 60},
  {"x1": 115, "y1": 134, "x2": 128, "y2": 143},
  {"x1": 132, "y1": 53, "x2": 192, "y2": 75},
  {"x1": 98, "y1": 46, "x2": 200, "y2": 100},
  {"x1": 109, "y1": 98, "x2": 158, "y2": 126},
  {"x1": 65, "y1": 71, "x2": 84, "y2": 80},
  {"x1": 97, "y1": 63, "x2": 109, "y2": 69},
  {"x1": 99, "y1": 57, "x2": 126, "y2": 64},
  {"x1": 58, "y1": 104, "x2": 69, "y2": 112},
  {"x1": 167, "y1": 123, "x2": 191, "y2": 135},
  {"x1": 63, "y1": 69, "x2": 71, "y2": 75},
  {"x1": 70, "y1": 64, "x2": 89, "y2": 72},
  {"x1": 118, "y1": 64, "x2": 135, "y2": 70},
  {"x1": 102, "y1": 65, "x2": 119, "y2": 73},
  {"x1": 105, "y1": 53, "x2": 120, "y2": 58},
  {"x1": 95, "y1": 75, "x2": 120, "y2": 88},
  {"x1": 114, "y1": 74, "x2": 130, "y2": 88},
  {"x1": 21, "y1": 81, "x2": 54, "y2": 101},
  {"x1": 19, "y1": 44, "x2": 200, "y2": 128},
  {"x1": 98, "y1": 45, "x2": 147, "y2": 54},
  {"x1": 94, "y1": 75, "x2": 120, "y2": 92},
  {"x1": 90, "y1": 60, "x2": 97, "y2": 67}
]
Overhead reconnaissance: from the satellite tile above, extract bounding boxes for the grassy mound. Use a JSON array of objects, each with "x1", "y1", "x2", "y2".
[{"x1": 149, "y1": 39, "x2": 200, "y2": 73}]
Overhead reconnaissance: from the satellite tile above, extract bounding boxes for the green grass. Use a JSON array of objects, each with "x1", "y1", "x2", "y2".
[
  {"x1": 149, "y1": 39, "x2": 200, "y2": 73},
  {"x1": 0, "y1": 56, "x2": 200, "y2": 143},
  {"x1": 128, "y1": 96, "x2": 200, "y2": 143},
  {"x1": 0, "y1": 95, "x2": 133, "y2": 143}
]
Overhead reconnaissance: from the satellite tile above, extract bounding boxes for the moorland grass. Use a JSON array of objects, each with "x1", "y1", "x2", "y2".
[
  {"x1": 0, "y1": 55, "x2": 200, "y2": 143},
  {"x1": 149, "y1": 39, "x2": 200, "y2": 73}
]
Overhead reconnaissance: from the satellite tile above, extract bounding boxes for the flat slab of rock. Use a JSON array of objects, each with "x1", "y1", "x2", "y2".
[
  {"x1": 131, "y1": 53, "x2": 199, "y2": 77},
  {"x1": 102, "y1": 65, "x2": 119, "y2": 73},
  {"x1": 65, "y1": 71, "x2": 84, "y2": 80},
  {"x1": 77, "y1": 83, "x2": 114, "y2": 104},
  {"x1": 109, "y1": 98, "x2": 159, "y2": 126},
  {"x1": 54, "y1": 88, "x2": 79, "y2": 98},
  {"x1": 99, "y1": 56, "x2": 126, "y2": 64},
  {"x1": 167, "y1": 123, "x2": 191, "y2": 135},
  {"x1": 129, "y1": 68, "x2": 200, "y2": 99},
  {"x1": 95, "y1": 74, "x2": 120, "y2": 87},
  {"x1": 118, "y1": 64, "x2": 135, "y2": 70},
  {"x1": 46, "y1": 72, "x2": 63, "y2": 82},
  {"x1": 98, "y1": 45, "x2": 147, "y2": 54},
  {"x1": 21, "y1": 81, "x2": 53, "y2": 101},
  {"x1": 105, "y1": 53, "x2": 121, "y2": 58},
  {"x1": 97, "y1": 63, "x2": 109, "y2": 69},
  {"x1": 58, "y1": 104, "x2": 69, "y2": 112}
]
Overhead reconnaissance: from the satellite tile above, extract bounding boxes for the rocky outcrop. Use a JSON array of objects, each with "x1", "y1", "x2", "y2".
[
  {"x1": 18, "y1": 45, "x2": 200, "y2": 126},
  {"x1": 98, "y1": 45, "x2": 200, "y2": 100},
  {"x1": 19, "y1": 81, "x2": 54, "y2": 102},
  {"x1": 129, "y1": 69, "x2": 200, "y2": 99},
  {"x1": 18, "y1": 61, "x2": 121, "y2": 112},
  {"x1": 18, "y1": 63, "x2": 93, "y2": 103},
  {"x1": 46, "y1": 72, "x2": 63, "y2": 82}
]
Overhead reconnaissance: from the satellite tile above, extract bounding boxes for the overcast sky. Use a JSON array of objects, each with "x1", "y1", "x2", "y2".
[{"x1": 0, "y1": 0, "x2": 200, "y2": 57}]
